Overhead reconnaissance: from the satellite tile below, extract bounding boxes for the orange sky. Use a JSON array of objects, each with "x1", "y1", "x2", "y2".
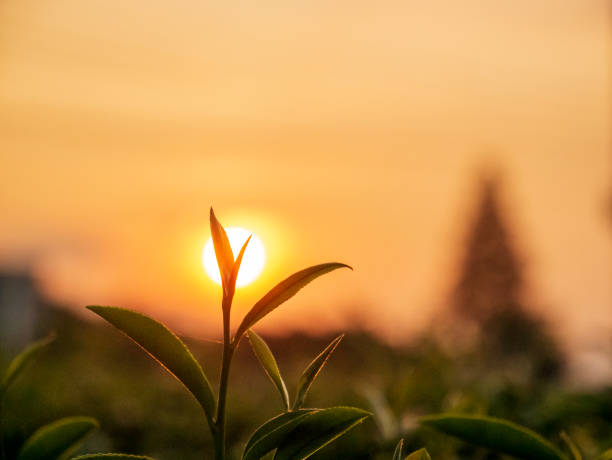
[{"x1": 0, "y1": 0, "x2": 610, "y2": 352}]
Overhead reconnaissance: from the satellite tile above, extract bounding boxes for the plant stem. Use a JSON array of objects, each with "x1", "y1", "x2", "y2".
[{"x1": 214, "y1": 301, "x2": 234, "y2": 460}]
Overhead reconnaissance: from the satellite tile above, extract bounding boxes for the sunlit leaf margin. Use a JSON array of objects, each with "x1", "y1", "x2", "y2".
[
  {"x1": 392, "y1": 439, "x2": 404, "y2": 460},
  {"x1": 72, "y1": 455, "x2": 155, "y2": 460},
  {"x1": 235, "y1": 263, "x2": 352, "y2": 342},
  {"x1": 405, "y1": 448, "x2": 431, "y2": 460},
  {"x1": 0, "y1": 335, "x2": 54, "y2": 400},
  {"x1": 247, "y1": 330, "x2": 290, "y2": 411},
  {"x1": 599, "y1": 448, "x2": 612, "y2": 460},
  {"x1": 242, "y1": 410, "x2": 315, "y2": 460},
  {"x1": 560, "y1": 431, "x2": 582, "y2": 460},
  {"x1": 420, "y1": 413, "x2": 568, "y2": 460},
  {"x1": 86, "y1": 306, "x2": 216, "y2": 429},
  {"x1": 210, "y1": 208, "x2": 235, "y2": 298},
  {"x1": 225, "y1": 235, "x2": 251, "y2": 307},
  {"x1": 17, "y1": 416, "x2": 98, "y2": 460},
  {"x1": 293, "y1": 334, "x2": 343, "y2": 410},
  {"x1": 273, "y1": 406, "x2": 371, "y2": 460}
]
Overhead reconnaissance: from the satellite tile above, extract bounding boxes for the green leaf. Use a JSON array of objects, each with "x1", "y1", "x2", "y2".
[
  {"x1": 392, "y1": 439, "x2": 403, "y2": 460},
  {"x1": 273, "y1": 406, "x2": 371, "y2": 460},
  {"x1": 86, "y1": 306, "x2": 216, "y2": 425},
  {"x1": 405, "y1": 448, "x2": 431, "y2": 460},
  {"x1": 230, "y1": 235, "x2": 251, "y2": 289},
  {"x1": 243, "y1": 410, "x2": 316, "y2": 460},
  {"x1": 420, "y1": 414, "x2": 567, "y2": 460},
  {"x1": 599, "y1": 449, "x2": 612, "y2": 460},
  {"x1": 72, "y1": 455, "x2": 154, "y2": 460},
  {"x1": 210, "y1": 208, "x2": 235, "y2": 294},
  {"x1": 560, "y1": 431, "x2": 582, "y2": 460},
  {"x1": 293, "y1": 335, "x2": 343, "y2": 410},
  {"x1": 247, "y1": 330, "x2": 290, "y2": 411},
  {"x1": 17, "y1": 416, "x2": 98, "y2": 460},
  {"x1": 0, "y1": 335, "x2": 54, "y2": 400},
  {"x1": 235, "y1": 263, "x2": 352, "y2": 340}
]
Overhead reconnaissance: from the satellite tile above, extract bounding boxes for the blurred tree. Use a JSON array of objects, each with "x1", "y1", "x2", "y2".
[{"x1": 448, "y1": 173, "x2": 564, "y2": 382}]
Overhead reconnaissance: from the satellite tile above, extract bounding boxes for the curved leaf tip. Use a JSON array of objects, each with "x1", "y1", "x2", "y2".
[
  {"x1": 293, "y1": 334, "x2": 344, "y2": 410},
  {"x1": 273, "y1": 406, "x2": 371, "y2": 460},
  {"x1": 17, "y1": 416, "x2": 98, "y2": 460},
  {"x1": 405, "y1": 448, "x2": 431, "y2": 460},
  {"x1": 392, "y1": 439, "x2": 404, "y2": 460},
  {"x1": 235, "y1": 262, "x2": 352, "y2": 340},
  {"x1": 210, "y1": 207, "x2": 234, "y2": 293},
  {"x1": 1, "y1": 334, "x2": 55, "y2": 399},
  {"x1": 247, "y1": 329, "x2": 290, "y2": 411},
  {"x1": 420, "y1": 413, "x2": 567, "y2": 460}
]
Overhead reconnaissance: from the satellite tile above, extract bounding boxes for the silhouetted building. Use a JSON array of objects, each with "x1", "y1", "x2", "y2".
[{"x1": 0, "y1": 271, "x2": 39, "y2": 351}]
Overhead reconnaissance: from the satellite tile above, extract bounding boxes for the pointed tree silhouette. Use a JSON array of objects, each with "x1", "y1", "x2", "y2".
[{"x1": 449, "y1": 173, "x2": 563, "y2": 381}]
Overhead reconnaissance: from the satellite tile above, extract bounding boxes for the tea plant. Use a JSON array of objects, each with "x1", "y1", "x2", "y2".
[
  {"x1": 419, "y1": 412, "x2": 612, "y2": 460},
  {"x1": 392, "y1": 439, "x2": 431, "y2": 460},
  {"x1": 0, "y1": 336, "x2": 152, "y2": 460},
  {"x1": 87, "y1": 208, "x2": 369, "y2": 460}
]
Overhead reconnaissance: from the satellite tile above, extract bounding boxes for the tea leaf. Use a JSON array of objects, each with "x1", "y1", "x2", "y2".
[
  {"x1": 0, "y1": 335, "x2": 54, "y2": 400},
  {"x1": 293, "y1": 335, "x2": 343, "y2": 410},
  {"x1": 86, "y1": 306, "x2": 216, "y2": 425},
  {"x1": 243, "y1": 410, "x2": 316, "y2": 460},
  {"x1": 226, "y1": 235, "x2": 251, "y2": 305},
  {"x1": 72, "y1": 455, "x2": 154, "y2": 460},
  {"x1": 421, "y1": 413, "x2": 567, "y2": 460},
  {"x1": 273, "y1": 406, "x2": 370, "y2": 460},
  {"x1": 599, "y1": 449, "x2": 612, "y2": 460},
  {"x1": 392, "y1": 439, "x2": 403, "y2": 460},
  {"x1": 210, "y1": 208, "x2": 235, "y2": 294},
  {"x1": 17, "y1": 416, "x2": 98, "y2": 460},
  {"x1": 247, "y1": 330, "x2": 290, "y2": 411},
  {"x1": 405, "y1": 448, "x2": 431, "y2": 460},
  {"x1": 235, "y1": 263, "x2": 351, "y2": 340},
  {"x1": 560, "y1": 431, "x2": 582, "y2": 460}
]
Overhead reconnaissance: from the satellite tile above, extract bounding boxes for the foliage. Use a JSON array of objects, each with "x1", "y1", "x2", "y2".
[
  {"x1": 1, "y1": 205, "x2": 610, "y2": 459},
  {"x1": 0, "y1": 337, "x2": 152, "y2": 460},
  {"x1": 87, "y1": 208, "x2": 365, "y2": 460},
  {"x1": 17, "y1": 417, "x2": 99, "y2": 460}
]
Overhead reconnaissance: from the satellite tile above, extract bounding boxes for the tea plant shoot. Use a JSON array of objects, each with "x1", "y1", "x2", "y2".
[{"x1": 203, "y1": 227, "x2": 266, "y2": 287}]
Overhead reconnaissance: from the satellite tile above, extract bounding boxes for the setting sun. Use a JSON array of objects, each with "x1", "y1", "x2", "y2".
[{"x1": 202, "y1": 227, "x2": 266, "y2": 287}]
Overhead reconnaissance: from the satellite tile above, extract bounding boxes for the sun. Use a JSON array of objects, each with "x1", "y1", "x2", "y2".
[{"x1": 202, "y1": 227, "x2": 266, "y2": 287}]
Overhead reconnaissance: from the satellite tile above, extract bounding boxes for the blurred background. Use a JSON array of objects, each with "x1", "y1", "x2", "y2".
[{"x1": 0, "y1": 1, "x2": 610, "y2": 458}]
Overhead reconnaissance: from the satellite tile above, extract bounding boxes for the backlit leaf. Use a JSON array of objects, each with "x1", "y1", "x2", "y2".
[
  {"x1": 235, "y1": 263, "x2": 351, "y2": 340},
  {"x1": 226, "y1": 235, "x2": 251, "y2": 306},
  {"x1": 405, "y1": 448, "x2": 431, "y2": 460},
  {"x1": 293, "y1": 335, "x2": 343, "y2": 410},
  {"x1": 599, "y1": 449, "x2": 612, "y2": 460},
  {"x1": 86, "y1": 306, "x2": 216, "y2": 425},
  {"x1": 0, "y1": 335, "x2": 54, "y2": 400},
  {"x1": 392, "y1": 439, "x2": 403, "y2": 460},
  {"x1": 210, "y1": 208, "x2": 235, "y2": 294},
  {"x1": 247, "y1": 330, "x2": 290, "y2": 411},
  {"x1": 17, "y1": 416, "x2": 98, "y2": 460},
  {"x1": 560, "y1": 431, "x2": 582, "y2": 460},
  {"x1": 420, "y1": 413, "x2": 567, "y2": 460},
  {"x1": 243, "y1": 410, "x2": 315, "y2": 460},
  {"x1": 273, "y1": 406, "x2": 370, "y2": 460}
]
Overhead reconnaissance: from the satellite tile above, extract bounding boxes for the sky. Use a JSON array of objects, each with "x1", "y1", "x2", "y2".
[{"x1": 0, "y1": 0, "x2": 610, "y2": 356}]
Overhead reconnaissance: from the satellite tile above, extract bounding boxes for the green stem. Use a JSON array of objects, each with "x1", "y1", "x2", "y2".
[{"x1": 214, "y1": 301, "x2": 234, "y2": 460}]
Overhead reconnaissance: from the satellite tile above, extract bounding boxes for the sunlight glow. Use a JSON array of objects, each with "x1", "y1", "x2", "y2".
[{"x1": 202, "y1": 227, "x2": 266, "y2": 287}]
